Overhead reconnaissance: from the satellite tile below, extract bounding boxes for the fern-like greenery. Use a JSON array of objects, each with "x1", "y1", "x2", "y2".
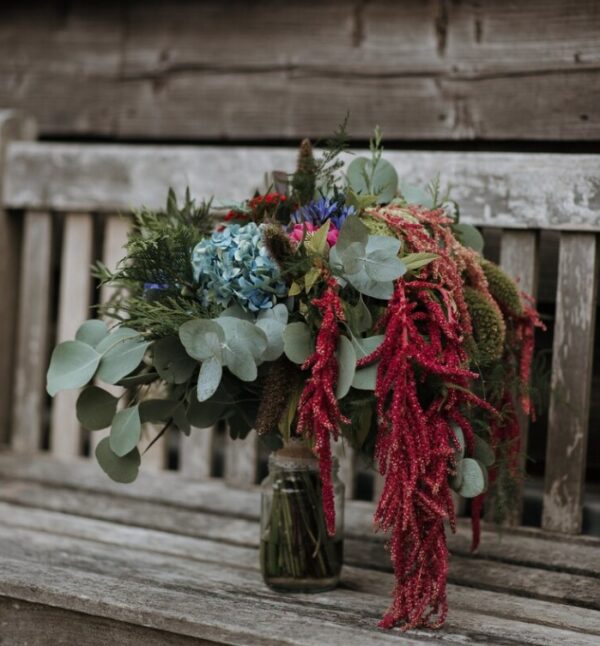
[{"x1": 94, "y1": 189, "x2": 218, "y2": 338}]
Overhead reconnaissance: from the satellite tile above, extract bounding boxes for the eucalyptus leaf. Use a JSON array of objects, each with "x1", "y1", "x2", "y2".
[
  {"x1": 139, "y1": 399, "x2": 179, "y2": 424},
  {"x1": 347, "y1": 269, "x2": 395, "y2": 300},
  {"x1": 153, "y1": 336, "x2": 197, "y2": 384},
  {"x1": 335, "y1": 215, "x2": 368, "y2": 254},
  {"x1": 283, "y1": 322, "x2": 314, "y2": 364},
  {"x1": 399, "y1": 182, "x2": 433, "y2": 208},
  {"x1": 457, "y1": 458, "x2": 487, "y2": 498},
  {"x1": 453, "y1": 223, "x2": 484, "y2": 254},
  {"x1": 75, "y1": 319, "x2": 109, "y2": 348},
  {"x1": 187, "y1": 390, "x2": 228, "y2": 427},
  {"x1": 223, "y1": 346, "x2": 257, "y2": 382},
  {"x1": 363, "y1": 236, "x2": 406, "y2": 282},
  {"x1": 47, "y1": 341, "x2": 101, "y2": 396},
  {"x1": 336, "y1": 335, "x2": 356, "y2": 399},
  {"x1": 474, "y1": 435, "x2": 495, "y2": 467},
  {"x1": 76, "y1": 386, "x2": 118, "y2": 431},
  {"x1": 346, "y1": 157, "x2": 398, "y2": 204},
  {"x1": 348, "y1": 296, "x2": 372, "y2": 335},
  {"x1": 350, "y1": 334, "x2": 385, "y2": 390},
  {"x1": 218, "y1": 316, "x2": 267, "y2": 360},
  {"x1": 96, "y1": 328, "x2": 150, "y2": 385},
  {"x1": 109, "y1": 405, "x2": 142, "y2": 457},
  {"x1": 255, "y1": 317, "x2": 285, "y2": 362},
  {"x1": 179, "y1": 319, "x2": 224, "y2": 361},
  {"x1": 95, "y1": 437, "x2": 140, "y2": 484},
  {"x1": 197, "y1": 356, "x2": 223, "y2": 401},
  {"x1": 220, "y1": 304, "x2": 253, "y2": 321}
]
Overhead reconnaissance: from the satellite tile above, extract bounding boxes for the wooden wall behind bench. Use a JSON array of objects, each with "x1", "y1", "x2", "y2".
[{"x1": 0, "y1": 0, "x2": 599, "y2": 142}]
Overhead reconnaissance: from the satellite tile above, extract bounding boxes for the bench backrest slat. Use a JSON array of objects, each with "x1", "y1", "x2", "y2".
[
  {"x1": 499, "y1": 229, "x2": 540, "y2": 525},
  {"x1": 12, "y1": 210, "x2": 54, "y2": 453},
  {"x1": 50, "y1": 213, "x2": 94, "y2": 458},
  {"x1": 543, "y1": 232, "x2": 598, "y2": 534}
]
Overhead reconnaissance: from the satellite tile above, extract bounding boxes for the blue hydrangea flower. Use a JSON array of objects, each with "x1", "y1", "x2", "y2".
[
  {"x1": 191, "y1": 222, "x2": 287, "y2": 312},
  {"x1": 290, "y1": 197, "x2": 355, "y2": 230}
]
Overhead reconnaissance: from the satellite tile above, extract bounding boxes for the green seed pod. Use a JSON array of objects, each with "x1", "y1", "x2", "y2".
[
  {"x1": 481, "y1": 260, "x2": 523, "y2": 317},
  {"x1": 464, "y1": 286, "x2": 506, "y2": 367}
]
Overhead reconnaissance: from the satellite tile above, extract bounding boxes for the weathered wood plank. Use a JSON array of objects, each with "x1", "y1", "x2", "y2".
[
  {"x1": 0, "y1": 110, "x2": 36, "y2": 445},
  {"x1": 499, "y1": 230, "x2": 540, "y2": 525},
  {"x1": 0, "y1": 596, "x2": 214, "y2": 646},
  {"x1": 49, "y1": 213, "x2": 94, "y2": 458},
  {"x1": 0, "y1": 1, "x2": 599, "y2": 141},
  {"x1": 11, "y1": 212, "x2": 54, "y2": 453},
  {"x1": 1, "y1": 453, "x2": 598, "y2": 575},
  {"x1": 179, "y1": 426, "x2": 215, "y2": 480},
  {"x1": 5, "y1": 143, "x2": 600, "y2": 231},
  {"x1": 0, "y1": 521, "x2": 598, "y2": 645},
  {"x1": 543, "y1": 233, "x2": 598, "y2": 534},
  {"x1": 1, "y1": 499, "x2": 598, "y2": 617},
  {"x1": 0, "y1": 559, "x2": 430, "y2": 646},
  {"x1": 224, "y1": 431, "x2": 257, "y2": 487}
]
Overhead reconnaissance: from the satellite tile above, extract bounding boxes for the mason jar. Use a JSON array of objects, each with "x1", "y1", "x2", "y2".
[{"x1": 259, "y1": 439, "x2": 344, "y2": 592}]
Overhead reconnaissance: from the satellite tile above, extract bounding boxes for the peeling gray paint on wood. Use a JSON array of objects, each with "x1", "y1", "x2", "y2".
[
  {"x1": 543, "y1": 233, "x2": 598, "y2": 533},
  {"x1": 4, "y1": 143, "x2": 600, "y2": 231}
]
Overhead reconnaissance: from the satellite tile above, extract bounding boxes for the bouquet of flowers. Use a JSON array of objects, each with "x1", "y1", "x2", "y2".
[{"x1": 46, "y1": 127, "x2": 543, "y2": 631}]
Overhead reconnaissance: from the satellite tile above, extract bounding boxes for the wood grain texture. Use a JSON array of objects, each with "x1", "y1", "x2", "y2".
[
  {"x1": 11, "y1": 211, "x2": 53, "y2": 454},
  {"x1": 0, "y1": 1, "x2": 598, "y2": 141},
  {"x1": 5, "y1": 143, "x2": 600, "y2": 232},
  {"x1": 499, "y1": 230, "x2": 540, "y2": 525},
  {"x1": 0, "y1": 111, "x2": 36, "y2": 445},
  {"x1": 179, "y1": 426, "x2": 215, "y2": 480},
  {"x1": 50, "y1": 213, "x2": 94, "y2": 458},
  {"x1": 543, "y1": 233, "x2": 598, "y2": 533},
  {"x1": 0, "y1": 596, "x2": 214, "y2": 646},
  {"x1": 225, "y1": 431, "x2": 257, "y2": 487},
  {"x1": 0, "y1": 495, "x2": 598, "y2": 644}
]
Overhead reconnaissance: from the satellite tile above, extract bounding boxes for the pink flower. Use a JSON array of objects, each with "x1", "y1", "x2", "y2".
[{"x1": 289, "y1": 223, "x2": 339, "y2": 247}]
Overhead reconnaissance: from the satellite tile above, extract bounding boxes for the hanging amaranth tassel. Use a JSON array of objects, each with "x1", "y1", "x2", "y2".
[
  {"x1": 297, "y1": 277, "x2": 349, "y2": 536},
  {"x1": 358, "y1": 278, "x2": 497, "y2": 630}
]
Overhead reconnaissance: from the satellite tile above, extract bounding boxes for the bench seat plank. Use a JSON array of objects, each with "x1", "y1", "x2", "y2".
[{"x1": 0, "y1": 505, "x2": 598, "y2": 645}]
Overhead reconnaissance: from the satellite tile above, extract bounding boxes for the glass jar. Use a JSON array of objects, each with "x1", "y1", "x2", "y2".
[{"x1": 259, "y1": 439, "x2": 344, "y2": 592}]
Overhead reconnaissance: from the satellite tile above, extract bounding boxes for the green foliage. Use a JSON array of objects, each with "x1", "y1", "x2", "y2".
[
  {"x1": 96, "y1": 327, "x2": 150, "y2": 385},
  {"x1": 94, "y1": 189, "x2": 215, "y2": 338},
  {"x1": 452, "y1": 457, "x2": 488, "y2": 498},
  {"x1": 95, "y1": 437, "x2": 140, "y2": 483},
  {"x1": 283, "y1": 322, "x2": 314, "y2": 364},
  {"x1": 46, "y1": 341, "x2": 101, "y2": 396},
  {"x1": 346, "y1": 126, "x2": 399, "y2": 204},
  {"x1": 76, "y1": 386, "x2": 118, "y2": 431},
  {"x1": 75, "y1": 319, "x2": 109, "y2": 347},
  {"x1": 350, "y1": 335, "x2": 385, "y2": 391},
  {"x1": 335, "y1": 336, "x2": 356, "y2": 398},
  {"x1": 330, "y1": 216, "x2": 406, "y2": 300},
  {"x1": 109, "y1": 406, "x2": 142, "y2": 457},
  {"x1": 152, "y1": 336, "x2": 197, "y2": 384},
  {"x1": 452, "y1": 223, "x2": 484, "y2": 254}
]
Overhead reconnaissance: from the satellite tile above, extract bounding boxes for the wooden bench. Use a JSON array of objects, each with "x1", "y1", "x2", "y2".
[{"x1": 0, "y1": 110, "x2": 598, "y2": 644}]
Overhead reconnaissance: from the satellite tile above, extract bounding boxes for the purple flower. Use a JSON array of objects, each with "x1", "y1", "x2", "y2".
[{"x1": 290, "y1": 197, "x2": 355, "y2": 230}]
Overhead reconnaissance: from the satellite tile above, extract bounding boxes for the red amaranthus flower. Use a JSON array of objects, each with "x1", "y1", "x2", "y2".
[
  {"x1": 358, "y1": 278, "x2": 496, "y2": 630},
  {"x1": 297, "y1": 277, "x2": 350, "y2": 535}
]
